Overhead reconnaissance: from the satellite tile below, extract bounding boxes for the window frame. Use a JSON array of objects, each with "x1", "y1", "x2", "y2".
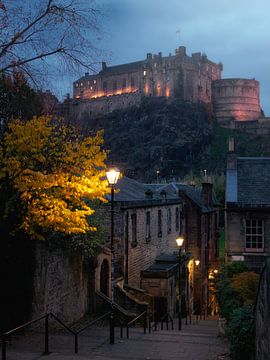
[
  {"x1": 158, "y1": 209, "x2": 162, "y2": 238},
  {"x1": 245, "y1": 219, "x2": 264, "y2": 253},
  {"x1": 131, "y1": 213, "x2": 137, "y2": 248},
  {"x1": 145, "y1": 211, "x2": 151, "y2": 242}
]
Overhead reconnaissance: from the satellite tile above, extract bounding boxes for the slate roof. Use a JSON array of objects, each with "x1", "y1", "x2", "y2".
[
  {"x1": 226, "y1": 157, "x2": 270, "y2": 206},
  {"x1": 107, "y1": 176, "x2": 216, "y2": 212},
  {"x1": 99, "y1": 61, "x2": 144, "y2": 76}
]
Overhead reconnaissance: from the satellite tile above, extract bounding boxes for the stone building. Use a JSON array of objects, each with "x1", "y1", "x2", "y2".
[
  {"x1": 225, "y1": 142, "x2": 270, "y2": 271},
  {"x1": 74, "y1": 47, "x2": 221, "y2": 103},
  {"x1": 95, "y1": 176, "x2": 220, "y2": 317}
]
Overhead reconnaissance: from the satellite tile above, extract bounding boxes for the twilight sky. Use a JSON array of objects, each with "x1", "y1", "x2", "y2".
[{"x1": 61, "y1": 0, "x2": 269, "y2": 114}]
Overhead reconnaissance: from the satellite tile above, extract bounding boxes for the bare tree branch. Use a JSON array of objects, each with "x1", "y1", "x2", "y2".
[{"x1": 0, "y1": 0, "x2": 103, "y2": 84}]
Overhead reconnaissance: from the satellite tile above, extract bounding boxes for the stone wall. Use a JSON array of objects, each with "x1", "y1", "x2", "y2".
[
  {"x1": 255, "y1": 258, "x2": 270, "y2": 360},
  {"x1": 212, "y1": 78, "x2": 261, "y2": 122},
  {"x1": 32, "y1": 241, "x2": 89, "y2": 323},
  {"x1": 59, "y1": 92, "x2": 142, "y2": 125}
]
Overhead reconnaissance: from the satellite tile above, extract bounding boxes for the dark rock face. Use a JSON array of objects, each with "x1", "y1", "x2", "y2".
[{"x1": 84, "y1": 97, "x2": 213, "y2": 181}]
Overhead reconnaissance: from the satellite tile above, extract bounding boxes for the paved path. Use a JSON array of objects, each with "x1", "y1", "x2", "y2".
[{"x1": 2, "y1": 318, "x2": 229, "y2": 360}]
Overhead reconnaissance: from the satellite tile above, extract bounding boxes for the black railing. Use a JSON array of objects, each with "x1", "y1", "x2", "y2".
[
  {"x1": 1, "y1": 313, "x2": 76, "y2": 360},
  {"x1": 126, "y1": 311, "x2": 147, "y2": 339},
  {"x1": 1, "y1": 311, "x2": 113, "y2": 359}
]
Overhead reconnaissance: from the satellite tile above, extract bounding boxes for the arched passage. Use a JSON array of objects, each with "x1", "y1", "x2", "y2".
[{"x1": 100, "y1": 259, "x2": 109, "y2": 296}]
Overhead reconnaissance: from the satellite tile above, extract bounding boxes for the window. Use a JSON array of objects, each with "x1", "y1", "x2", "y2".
[
  {"x1": 175, "y1": 207, "x2": 179, "y2": 232},
  {"x1": 113, "y1": 80, "x2": 117, "y2": 91},
  {"x1": 93, "y1": 79, "x2": 97, "y2": 84},
  {"x1": 143, "y1": 70, "x2": 147, "y2": 76},
  {"x1": 80, "y1": 82, "x2": 83, "y2": 86},
  {"x1": 158, "y1": 209, "x2": 162, "y2": 237},
  {"x1": 75, "y1": 83, "x2": 79, "y2": 87},
  {"x1": 103, "y1": 81, "x2": 107, "y2": 92},
  {"x1": 245, "y1": 219, "x2": 264, "y2": 252},
  {"x1": 167, "y1": 208, "x2": 172, "y2": 234},
  {"x1": 146, "y1": 211, "x2": 151, "y2": 241},
  {"x1": 131, "y1": 77, "x2": 135, "y2": 87},
  {"x1": 131, "y1": 213, "x2": 137, "y2": 247},
  {"x1": 122, "y1": 78, "x2": 126, "y2": 89}
]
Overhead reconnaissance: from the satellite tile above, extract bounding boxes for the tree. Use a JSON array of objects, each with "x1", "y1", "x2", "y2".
[
  {"x1": 0, "y1": 72, "x2": 43, "y2": 134},
  {"x1": 0, "y1": 116, "x2": 109, "y2": 241},
  {"x1": 231, "y1": 272, "x2": 259, "y2": 306},
  {"x1": 0, "y1": 0, "x2": 102, "y2": 82}
]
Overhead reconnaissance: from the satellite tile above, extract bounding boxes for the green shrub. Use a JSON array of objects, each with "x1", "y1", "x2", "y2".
[{"x1": 226, "y1": 305, "x2": 255, "y2": 360}]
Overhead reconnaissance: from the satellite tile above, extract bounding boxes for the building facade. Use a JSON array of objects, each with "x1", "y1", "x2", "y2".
[
  {"x1": 73, "y1": 46, "x2": 222, "y2": 104},
  {"x1": 225, "y1": 143, "x2": 270, "y2": 271},
  {"x1": 95, "y1": 176, "x2": 220, "y2": 317}
]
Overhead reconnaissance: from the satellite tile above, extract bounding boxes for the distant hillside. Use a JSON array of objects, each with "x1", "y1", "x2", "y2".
[{"x1": 83, "y1": 97, "x2": 270, "y2": 182}]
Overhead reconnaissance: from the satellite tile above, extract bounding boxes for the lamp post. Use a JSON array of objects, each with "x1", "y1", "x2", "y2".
[
  {"x1": 106, "y1": 167, "x2": 120, "y2": 345},
  {"x1": 195, "y1": 259, "x2": 200, "y2": 320},
  {"x1": 176, "y1": 237, "x2": 184, "y2": 331}
]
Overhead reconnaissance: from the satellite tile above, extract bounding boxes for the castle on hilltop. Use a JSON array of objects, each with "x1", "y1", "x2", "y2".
[{"x1": 68, "y1": 46, "x2": 264, "y2": 125}]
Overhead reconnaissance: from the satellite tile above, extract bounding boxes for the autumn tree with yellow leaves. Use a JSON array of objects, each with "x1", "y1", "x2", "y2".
[{"x1": 0, "y1": 116, "x2": 109, "y2": 247}]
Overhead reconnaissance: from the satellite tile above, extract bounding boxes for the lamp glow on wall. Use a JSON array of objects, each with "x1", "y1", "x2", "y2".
[{"x1": 106, "y1": 167, "x2": 120, "y2": 345}]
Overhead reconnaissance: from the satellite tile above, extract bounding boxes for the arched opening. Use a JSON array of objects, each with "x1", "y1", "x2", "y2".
[{"x1": 100, "y1": 259, "x2": 109, "y2": 296}]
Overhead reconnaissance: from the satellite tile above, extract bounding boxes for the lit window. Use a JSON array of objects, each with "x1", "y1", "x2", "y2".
[
  {"x1": 146, "y1": 211, "x2": 151, "y2": 241},
  {"x1": 75, "y1": 83, "x2": 79, "y2": 87},
  {"x1": 143, "y1": 70, "x2": 147, "y2": 76},
  {"x1": 158, "y1": 209, "x2": 162, "y2": 238},
  {"x1": 80, "y1": 82, "x2": 83, "y2": 86},
  {"x1": 90, "y1": 86, "x2": 93, "y2": 90},
  {"x1": 93, "y1": 79, "x2": 97, "y2": 84},
  {"x1": 131, "y1": 213, "x2": 137, "y2": 247},
  {"x1": 245, "y1": 219, "x2": 264, "y2": 252}
]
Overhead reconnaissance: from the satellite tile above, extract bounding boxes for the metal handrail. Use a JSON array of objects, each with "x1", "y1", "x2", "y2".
[
  {"x1": 126, "y1": 311, "x2": 147, "y2": 338},
  {"x1": 76, "y1": 311, "x2": 110, "y2": 334}
]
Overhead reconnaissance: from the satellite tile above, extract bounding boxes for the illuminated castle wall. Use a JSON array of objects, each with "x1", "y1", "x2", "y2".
[
  {"x1": 73, "y1": 46, "x2": 222, "y2": 104},
  {"x1": 71, "y1": 46, "x2": 263, "y2": 124},
  {"x1": 212, "y1": 79, "x2": 261, "y2": 122}
]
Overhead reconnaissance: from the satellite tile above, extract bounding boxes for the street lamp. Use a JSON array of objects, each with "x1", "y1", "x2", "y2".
[
  {"x1": 176, "y1": 237, "x2": 184, "y2": 330},
  {"x1": 106, "y1": 167, "x2": 120, "y2": 345}
]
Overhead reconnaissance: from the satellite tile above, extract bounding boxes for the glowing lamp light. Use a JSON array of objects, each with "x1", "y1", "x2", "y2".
[
  {"x1": 195, "y1": 259, "x2": 200, "y2": 266},
  {"x1": 106, "y1": 167, "x2": 120, "y2": 185},
  {"x1": 176, "y1": 237, "x2": 184, "y2": 247},
  {"x1": 214, "y1": 269, "x2": 219, "y2": 274}
]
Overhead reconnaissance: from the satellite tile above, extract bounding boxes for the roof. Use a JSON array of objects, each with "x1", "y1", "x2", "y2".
[
  {"x1": 107, "y1": 176, "x2": 216, "y2": 212},
  {"x1": 226, "y1": 157, "x2": 270, "y2": 206},
  {"x1": 99, "y1": 61, "x2": 144, "y2": 76}
]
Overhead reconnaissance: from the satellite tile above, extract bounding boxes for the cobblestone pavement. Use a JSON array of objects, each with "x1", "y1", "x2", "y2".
[{"x1": 1, "y1": 318, "x2": 230, "y2": 360}]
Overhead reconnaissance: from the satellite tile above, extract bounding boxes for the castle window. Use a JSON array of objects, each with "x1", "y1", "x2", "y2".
[
  {"x1": 131, "y1": 213, "x2": 137, "y2": 247},
  {"x1": 122, "y1": 78, "x2": 126, "y2": 89},
  {"x1": 143, "y1": 70, "x2": 147, "y2": 76},
  {"x1": 131, "y1": 77, "x2": 135, "y2": 87},
  {"x1": 146, "y1": 211, "x2": 151, "y2": 242},
  {"x1": 245, "y1": 219, "x2": 264, "y2": 252},
  {"x1": 90, "y1": 86, "x2": 93, "y2": 91},
  {"x1": 93, "y1": 79, "x2": 97, "y2": 84},
  {"x1": 113, "y1": 80, "x2": 117, "y2": 91},
  {"x1": 158, "y1": 209, "x2": 162, "y2": 237},
  {"x1": 80, "y1": 82, "x2": 83, "y2": 86},
  {"x1": 75, "y1": 83, "x2": 79, "y2": 87}
]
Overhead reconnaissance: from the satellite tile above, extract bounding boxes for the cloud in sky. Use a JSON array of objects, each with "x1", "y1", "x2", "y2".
[{"x1": 94, "y1": 0, "x2": 269, "y2": 114}]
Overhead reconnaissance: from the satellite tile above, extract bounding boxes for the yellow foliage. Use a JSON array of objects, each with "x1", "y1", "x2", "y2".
[{"x1": 0, "y1": 116, "x2": 109, "y2": 239}]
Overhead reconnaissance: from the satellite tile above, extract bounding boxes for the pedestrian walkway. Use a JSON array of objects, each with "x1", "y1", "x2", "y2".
[{"x1": 1, "y1": 318, "x2": 229, "y2": 360}]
